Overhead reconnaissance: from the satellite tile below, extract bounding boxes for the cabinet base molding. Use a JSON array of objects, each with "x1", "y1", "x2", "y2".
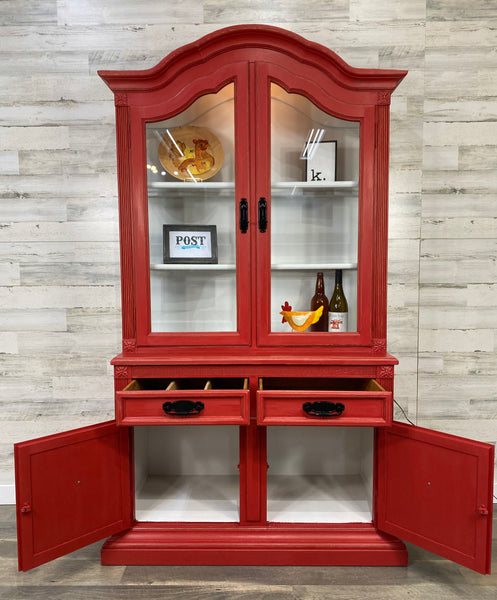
[{"x1": 101, "y1": 522, "x2": 407, "y2": 566}]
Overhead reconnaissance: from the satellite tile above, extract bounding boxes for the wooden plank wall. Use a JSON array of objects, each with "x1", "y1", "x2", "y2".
[{"x1": 1, "y1": 1, "x2": 496, "y2": 498}]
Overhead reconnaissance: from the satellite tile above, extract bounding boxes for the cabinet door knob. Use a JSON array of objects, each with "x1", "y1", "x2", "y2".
[
  {"x1": 163, "y1": 400, "x2": 205, "y2": 416},
  {"x1": 478, "y1": 505, "x2": 489, "y2": 516},
  {"x1": 258, "y1": 197, "x2": 267, "y2": 233},
  {"x1": 302, "y1": 401, "x2": 345, "y2": 417},
  {"x1": 20, "y1": 502, "x2": 31, "y2": 514}
]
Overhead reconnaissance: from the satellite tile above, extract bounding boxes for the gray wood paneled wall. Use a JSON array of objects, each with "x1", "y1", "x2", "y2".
[{"x1": 1, "y1": 1, "x2": 496, "y2": 499}]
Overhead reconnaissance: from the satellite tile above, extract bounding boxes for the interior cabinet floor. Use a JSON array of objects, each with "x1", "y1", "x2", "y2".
[
  {"x1": 135, "y1": 475, "x2": 239, "y2": 522},
  {"x1": 2, "y1": 506, "x2": 496, "y2": 599},
  {"x1": 267, "y1": 474, "x2": 372, "y2": 523}
]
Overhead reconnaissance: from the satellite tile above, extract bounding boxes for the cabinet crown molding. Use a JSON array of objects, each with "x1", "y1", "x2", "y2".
[{"x1": 98, "y1": 25, "x2": 407, "y2": 98}]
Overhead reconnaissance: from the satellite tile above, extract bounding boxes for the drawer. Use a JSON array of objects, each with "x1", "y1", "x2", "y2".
[
  {"x1": 116, "y1": 378, "x2": 249, "y2": 425},
  {"x1": 257, "y1": 378, "x2": 392, "y2": 426}
]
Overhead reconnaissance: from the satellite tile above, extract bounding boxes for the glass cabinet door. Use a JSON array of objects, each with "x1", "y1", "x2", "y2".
[
  {"x1": 268, "y1": 83, "x2": 360, "y2": 339},
  {"x1": 142, "y1": 83, "x2": 249, "y2": 342}
]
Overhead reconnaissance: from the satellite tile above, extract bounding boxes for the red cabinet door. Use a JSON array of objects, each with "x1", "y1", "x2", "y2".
[
  {"x1": 253, "y1": 60, "x2": 370, "y2": 349},
  {"x1": 15, "y1": 421, "x2": 131, "y2": 571},
  {"x1": 101, "y1": 60, "x2": 252, "y2": 350},
  {"x1": 377, "y1": 421, "x2": 494, "y2": 574}
]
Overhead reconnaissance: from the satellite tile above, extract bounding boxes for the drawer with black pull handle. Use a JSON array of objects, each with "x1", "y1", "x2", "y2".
[
  {"x1": 116, "y1": 378, "x2": 249, "y2": 425},
  {"x1": 257, "y1": 378, "x2": 392, "y2": 426}
]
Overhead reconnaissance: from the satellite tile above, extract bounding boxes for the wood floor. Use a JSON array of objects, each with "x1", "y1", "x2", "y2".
[{"x1": 1, "y1": 505, "x2": 496, "y2": 599}]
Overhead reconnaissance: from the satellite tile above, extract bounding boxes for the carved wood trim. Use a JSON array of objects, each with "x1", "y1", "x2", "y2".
[
  {"x1": 378, "y1": 366, "x2": 394, "y2": 379},
  {"x1": 115, "y1": 105, "x2": 136, "y2": 342},
  {"x1": 123, "y1": 338, "x2": 137, "y2": 353},
  {"x1": 114, "y1": 92, "x2": 128, "y2": 107},
  {"x1": 114, "y1": 366, "x2": 130, "y2": 379},
  {"x1": 372, "y1": 104, "x2": 390, "y2": 342},
  {"x1": 372, "y1": 338, "x2": 387, "y2": 354},
  {"x1": 377, "y1": 91, "x2": 391, "y2": 105}
]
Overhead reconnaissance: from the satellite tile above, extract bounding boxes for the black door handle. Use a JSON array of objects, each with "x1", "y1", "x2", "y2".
[
  {"x1": 302, "y1": 401, "x2": 345, "y2": 417},
  {"x1": 163, "y1": 400, "x2": 205, "y2": 416},
  {"x1": 258, "y1": 197, "x2": 267, "y2": 233},
  {"x1": 239, "y1": 198, "x2": 248, "y2": 233}
]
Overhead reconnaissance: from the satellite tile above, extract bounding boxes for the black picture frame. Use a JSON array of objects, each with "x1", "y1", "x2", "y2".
[{"x1": 163, "y1": 225, "x2": 218, "y2": 264}]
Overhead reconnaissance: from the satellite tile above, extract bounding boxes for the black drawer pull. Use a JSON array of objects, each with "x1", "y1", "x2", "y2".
[
  {"x1": 302, "y1": 401, "x2": 345, "y2": 417},
  {"x1": 163, "y1": 400, "x2": 205, "y2": 416}
]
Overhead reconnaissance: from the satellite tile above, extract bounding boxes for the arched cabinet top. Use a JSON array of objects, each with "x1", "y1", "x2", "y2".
[{"x1": 98, "y1": 24, "x2": 407, "y2": 108}]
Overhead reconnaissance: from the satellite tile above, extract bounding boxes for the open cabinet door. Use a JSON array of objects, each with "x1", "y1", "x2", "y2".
[
  {"x1": 15, "y1": 421, "x2": 132, "y2": 571},
  {"x1": 377, "y1": 421, "x2": 494, "y2": 574}
]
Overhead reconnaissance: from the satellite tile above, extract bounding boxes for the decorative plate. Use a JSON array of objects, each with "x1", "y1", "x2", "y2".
[{"x1": 158, "y1": 126, "x2": 224, "y2": 181}]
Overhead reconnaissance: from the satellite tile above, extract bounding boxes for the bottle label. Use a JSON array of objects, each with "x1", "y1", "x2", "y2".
[{"x1": 329, "y1": 312, "x2": 348, "y2": 332}]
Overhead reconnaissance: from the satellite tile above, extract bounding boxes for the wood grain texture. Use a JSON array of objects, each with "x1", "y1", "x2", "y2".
[
  {"x1": 350, "y1": 0, "x2": 426, "y2": 22},
  {"x1": 0, "y1": 505, "x2": 496, "y2": 597},
  {"x1": 1, "y1": 1, "x2": 57, "y2": 25},
  {"x1": 1, "y1": 1, "x2": 496, "y2": 495},
  {"x1": 420, "y1": 12, "x2": 497, "y2": 438},
  {"x1": 203, "y1": 1, "x2": 349, "y2": 23}
]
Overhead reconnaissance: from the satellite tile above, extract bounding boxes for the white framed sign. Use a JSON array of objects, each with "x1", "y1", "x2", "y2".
[
  {"x1": 163, "y1": 225, "x2": 218, "y2": 264},
  {"x1": 305, "y1": 140, "x2": 337, "y2": 183}
]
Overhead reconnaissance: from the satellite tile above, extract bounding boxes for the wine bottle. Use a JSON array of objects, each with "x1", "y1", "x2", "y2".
[
  {"x1": 310, "y1": 272, "x2": 329, "y2": 332},
  {"x1": 329, "y1": 269, "x2": 348, "y2": 332}
]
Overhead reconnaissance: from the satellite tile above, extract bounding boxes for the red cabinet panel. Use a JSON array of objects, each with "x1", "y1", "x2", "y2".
[
  {"x1": 377, "y1": 421, "x2": 494, "y2": 574},
  {"x1": 15, "y1": 421, "x2": 131, "y2": 571}
]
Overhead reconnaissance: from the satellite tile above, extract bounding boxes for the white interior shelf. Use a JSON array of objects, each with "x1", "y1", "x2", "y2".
[
  {"x1": 150, "y1": 181, "x2": 235, "y2": 189},
  {"x1": 150, "y1": 181, "x2": 357, "y2": 190},
  {"x1": 135, "y1": 474, "x2": 239, "y2": 523},
  {"x1": 151, "y1": 263, "x2": 357, "y2": 271},
  {"x1": 271, "y1": 263, "x2": 357, "y2": 271},
  {"x1": 274, "y1": 181, "x2": 357, "y2": 188},
  {"x1": 135, "y1": 474, "x2": 372, "y2": 524},
  {"x1": 150, "y1": 263, "x2": 236, "y2": 271},
  {"x1": 273, "y1": 181, "x2": 358, "y2": 195},
  {"x1": 267, "y1": 474, "x2": 372, "y2": 523}
]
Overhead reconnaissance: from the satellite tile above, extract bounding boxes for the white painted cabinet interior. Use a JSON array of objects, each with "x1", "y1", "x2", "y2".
[
  {"x1": 270, "y1": 83, "x2": 359, "y2": 333},
  {"x1": 267, "y1": 427, "x2": 374, "y2": 523},
  {"x1": 146, "y1": 84, "x2": 237, "y2": 333},
  {"x1": 134, "y1": 426, "x2": 240, "y2": 522},
  {"x1": 134, "y1": 426, "x2": 374, "y2": 524}
]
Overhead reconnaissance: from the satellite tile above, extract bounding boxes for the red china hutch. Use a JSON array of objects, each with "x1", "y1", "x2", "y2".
[{"x1": 15, "y1": 25, "x2": 493, "y2": 573}]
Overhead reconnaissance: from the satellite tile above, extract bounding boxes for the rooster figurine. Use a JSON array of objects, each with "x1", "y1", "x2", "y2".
[{"x1": 280, "y1": 305, "x2": 324, "y2": 332}]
